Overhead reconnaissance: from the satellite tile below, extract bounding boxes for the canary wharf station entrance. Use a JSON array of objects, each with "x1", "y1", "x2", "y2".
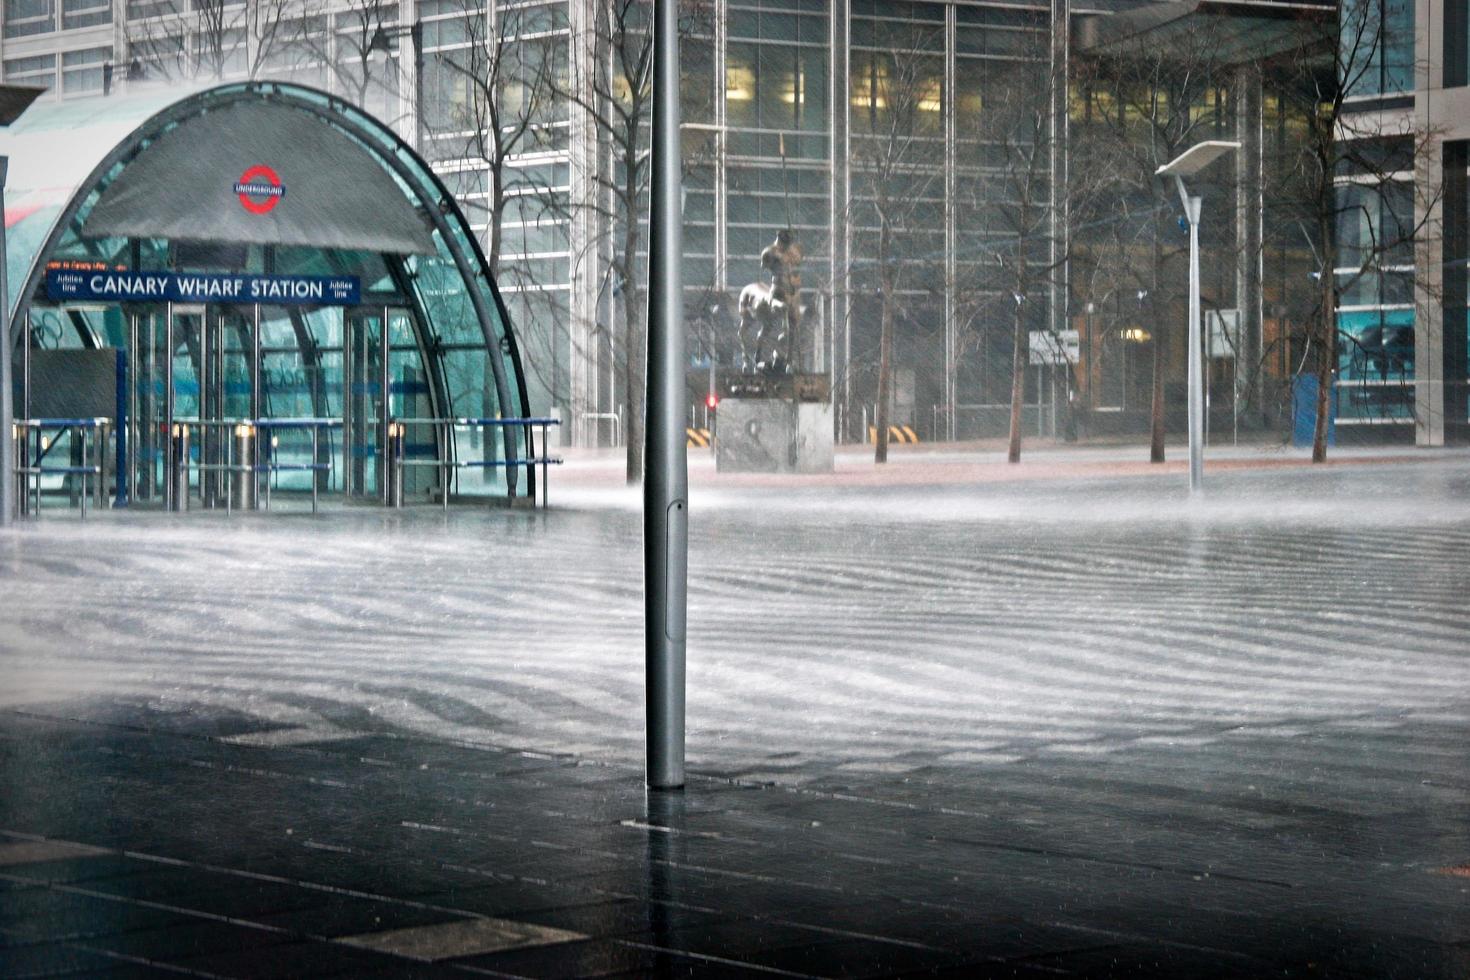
[
  {"x1": 3, "y1": 82, "x2": 554, "y2": 515},
  {"x1": 85, "y1": 297, "x2": 428, "y2": 509}
]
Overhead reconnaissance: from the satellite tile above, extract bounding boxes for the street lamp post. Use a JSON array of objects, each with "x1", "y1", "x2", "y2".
[
  {"x1": 644, "y1": 0, "x2": 687, "y2": 790},
  {"x1": 1155, "y1": 140, "x2": 1238, "y2": 494}
]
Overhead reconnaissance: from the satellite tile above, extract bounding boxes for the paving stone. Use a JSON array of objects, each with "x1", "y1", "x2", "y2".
[
  {"x1": 0, "y1": 941, "x2": 121, "y2": 976},
  {"x1": 338, "y1": 916, "x2": 586, "y2": 961},
  {"x1": 87, "y1": 920, "x2": 298, "y2": 960},
  {"x1": 450, "y1": 937, "x2": 716, "y2": 978},
  {"x1": 0, "y1": 839, "x2": 111, "y2": 866}
]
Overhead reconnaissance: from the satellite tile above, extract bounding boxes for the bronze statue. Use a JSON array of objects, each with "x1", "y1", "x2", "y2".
[{"x1": 738, "y1": 229, "x2": 803, "y2": 373}]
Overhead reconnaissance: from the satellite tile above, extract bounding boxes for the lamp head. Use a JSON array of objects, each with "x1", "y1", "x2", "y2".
[{"x1": 1156, "y1": 141, "x2": 1240, "y2": 178}]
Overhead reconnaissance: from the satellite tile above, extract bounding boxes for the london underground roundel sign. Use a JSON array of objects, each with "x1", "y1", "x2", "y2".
[{"x1": 233, "y1": 165, "x2": 285, "y2": 214}]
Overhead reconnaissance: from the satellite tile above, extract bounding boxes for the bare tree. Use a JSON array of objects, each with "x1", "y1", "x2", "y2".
[
  {"x1": 545, "y1": 0, "x2": 650, "y2": 482},
  {"x1": 549, "y1": 0, "x2": 721, "y2": 483},
  {"x1": 303, "y1": 0, "x2": 398, "y2": 110},
  {"x1": 1276, "y1": 0, "x2": 1438, "y2": 462},
  {"x1": 966, "y1": 53, "x2": 1067, "y2": 464},
  {"x1": 429, "y1": 0, "x2": 563, "y2": 280},
  {"x1": 124, "y1": 0, "x2": 291, "y2": 81},
  {"x1": 849, "y1": 27, "x2": 944, "y2": 464},
  {"x1": 1071, "y1": 21, "x2": 1235, "y2": 463}
]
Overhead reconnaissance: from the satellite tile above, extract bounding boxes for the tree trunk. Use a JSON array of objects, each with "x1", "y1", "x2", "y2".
[
  {"x1": 874, "y1": 222, "x2": 894, "y2": 464},
  {"x1": 1148, "y1": 234, "x2": 1166, "y2": 463},
  {"x1": 624, "y1": 283, "x2": 646, "y2": 485},
  {"x1": 620, "y1": 135, "x2": 645, "y2": 484},
  {"x1": 1311, "y1": 249, "x2": 1335, "y2": 463},
  {"x1": 1007, "y1": 264, "x2": 1027, "y2": 463},
  {"x1": 487, "y1": 181, "x2": 504, "y2": 279},
  {"x1": 1148, "y1": 326, "x2": 1166, "y2": 462}
]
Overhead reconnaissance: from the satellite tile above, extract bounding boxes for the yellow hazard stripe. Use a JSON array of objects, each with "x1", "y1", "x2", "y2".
[
  {"x1": 867, "y1": 425, "x2": 920, "y2": 444},
  {"x1": 685, "y1": 428, "x2": 711, "y2": 448}
]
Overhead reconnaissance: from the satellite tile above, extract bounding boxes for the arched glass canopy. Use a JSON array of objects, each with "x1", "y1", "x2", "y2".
[{"x1": 1, "y1": 80, "x2": 535, "y2": 503}]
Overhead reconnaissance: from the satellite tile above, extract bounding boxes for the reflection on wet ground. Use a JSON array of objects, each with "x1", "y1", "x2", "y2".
[{"x1": 1, "y1": 459, "x2": 1467, "y2": 976}]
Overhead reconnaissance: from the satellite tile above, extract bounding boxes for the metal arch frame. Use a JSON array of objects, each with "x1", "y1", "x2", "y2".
[
  {"x1": 295, "y1": 83, "x2": 539, "y2": 499},
  {"x1": 382, "y1": 255, "x2": 454, "y2": 487},
  {"x1": 6, "y1": 80, "x2": 535, "y2": 499}
]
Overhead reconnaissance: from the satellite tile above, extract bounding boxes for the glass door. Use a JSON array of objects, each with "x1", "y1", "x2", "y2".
[
  {"x1": 213, "y1": 306, "x2": 256, "y2": 423},
  {"x1": 170, "y1": 304, "x2": 254, "y2": 508},
  {"x1": 168, "y1": 305, "x2": 208, "y2": 504},
  {"x1": 344, "y1": 308, "x2": 386, "y2": 501},
  {"x1": 129, "y1": 308, "x2": 169, "y2": 504},
  {"x1": 259, "y1": 306, "x2": 338, "y2": 495},
  {"x1": 386, "y1": 309, "x2": 434, "y2": 499}
]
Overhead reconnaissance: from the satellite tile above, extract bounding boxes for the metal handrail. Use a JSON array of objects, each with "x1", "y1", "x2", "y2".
[
  {"x1": 578, "y1": 411, "x2": 621, "y2": 447},
  {"x1": 388, "y1": 416, "x2": 562, "y2": 509},
  {"x1": 169, "y1": 417, "x2": 339, "y2": 514},
  {"x1": 12, "y1": 417, "x2": 111, "y2": 519},
  {"x1": 253, "y1": 418, "x2": 338, "y2": 513}
]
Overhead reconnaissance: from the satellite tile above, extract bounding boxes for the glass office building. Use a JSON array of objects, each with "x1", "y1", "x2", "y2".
[{"x1": 1337, "y1": 0, "x2": 1470, "y2": 445}]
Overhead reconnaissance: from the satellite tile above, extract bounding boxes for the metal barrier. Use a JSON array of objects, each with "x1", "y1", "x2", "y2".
[
  {"x1": 13, "y1": 417, "x2": 111, "y2": 518},
  {"x1": 391, "y1": 417, "x2": 562, "y2": 509},
  {"x1": 12, "y1": 415, "x2": 553, "y2": 516},
  {"x1": 577, "y1": 412, "x2": 621, "y2": 447},
  {"x1": 166, "y1": 419, "x2": 254, "y2": 514},
  {"x1": 170, "y1": 418, "x2": 341, "y2": 514},
  {"x1": 253, "y1": 418, "x2": 340, "y2": 514}
]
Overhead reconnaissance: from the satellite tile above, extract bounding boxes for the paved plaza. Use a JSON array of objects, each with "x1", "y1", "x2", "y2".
[{"x1": 1, "y1": 451, "x2": 1467, "y2": 977}]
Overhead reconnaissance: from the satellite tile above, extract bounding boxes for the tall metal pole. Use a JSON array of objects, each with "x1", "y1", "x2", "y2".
[
  {"x1": 0, "y1": 157, "x2": 14, "y2": 527},
  {"x1": 411, "y1": 21, "x2": 425, "y2": 155},
  {"x1": 1176, "y1": 176, "x2": 1204, "y2": 494},
  {"x1": 645, "y1": 0, "x2": 687, "y2": 790}
]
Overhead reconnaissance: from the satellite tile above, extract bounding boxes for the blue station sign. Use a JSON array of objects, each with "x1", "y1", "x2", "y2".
[{"x1": 46, "y1": 268, "x2": 361, "y2": 306}]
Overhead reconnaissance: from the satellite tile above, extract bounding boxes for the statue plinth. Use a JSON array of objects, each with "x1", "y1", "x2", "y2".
[{"x1": 713, "y1": 370, "x2": 833, "y2": 474}]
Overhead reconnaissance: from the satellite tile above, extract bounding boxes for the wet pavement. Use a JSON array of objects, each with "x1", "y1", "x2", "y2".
[{"x1": 1, "y1": 456, "x2": 1468, "y2": 976}]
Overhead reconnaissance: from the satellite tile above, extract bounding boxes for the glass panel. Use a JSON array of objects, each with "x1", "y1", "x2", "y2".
[
  {"x1": 439, "y1": 347, "x2": 507, "y2": 496},
  {"x1": 345, "y1": 308, "x2": 384, "y2": 499},
  {"x1": 258, "y1": 306, "x2": 341, "y2": 495},
  {"x1": 1337, "y1": 308, "x2": 1415, "y2": 420},
  {"x1": 2, "y1": 0, "x2": 54, "y2": 38},
  {"x1": 388, "y1": 309, "x2": 435, "y2": 496},
  {"x1": 129, "y1": 309, "x2": 168, "y2": 503},
  {"x1": 215, "y1": 307, "x2": 254, "y2": 421}
]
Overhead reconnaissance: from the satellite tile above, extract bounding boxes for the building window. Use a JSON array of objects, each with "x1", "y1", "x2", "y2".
[
  {"x1": 61, "y1": 46, "x2": 110, "y2": 96},
  {"x1": 3, "y1": 53, "x2": 56, "y2": 90},
  {"x1": 1447, "y1": 0, "x2": 1469, "y2": 88},
  {"x1": 193, "y1": 28, "x2": 247, "y2": 80},
  {"x1": 1343, "y1": 0, "x2": 1414, "y2": 97},
  {"x1": 61, "y1": 0, "x2": 109, "y2": 30},
  {"x1": 3, "y1": 0, "x2": 54, "y2": 38},
  {"x1": 1335, "y1": 177, "x2": 1415, "y2": 306}
]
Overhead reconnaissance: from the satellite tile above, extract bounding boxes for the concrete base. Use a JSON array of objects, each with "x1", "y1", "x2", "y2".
[{"x1": 715, "y1": 398, "x2": 833, "y2": 473}]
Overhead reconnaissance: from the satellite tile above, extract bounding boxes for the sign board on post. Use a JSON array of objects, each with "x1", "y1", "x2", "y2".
[
  {"x1": 1206, "y1": 309, "x2": 1239, "y2": 359},
  {"x1": 1029, "y1": 329, "x2": 1080, "y2": 366},
  {"x1": 46, "y1": 268, "x2": 361, "y2": 306}
]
